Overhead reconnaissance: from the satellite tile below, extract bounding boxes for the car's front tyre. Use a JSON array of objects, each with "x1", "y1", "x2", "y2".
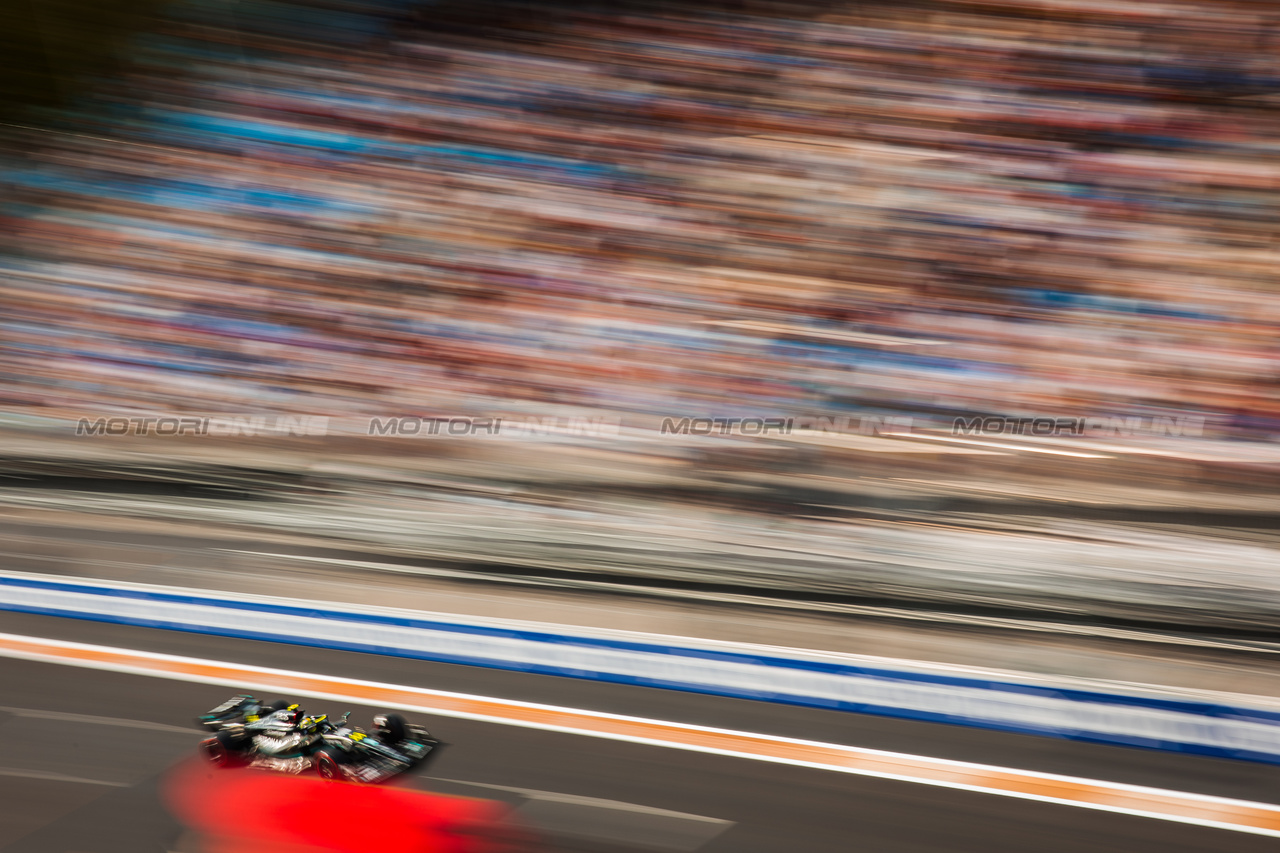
[
  {"x1": 372, "y1": 713, "x2": 407, "y2": 744},
  {"x1": 313, "y1": 747, "x2": 346, "y2": 781}
]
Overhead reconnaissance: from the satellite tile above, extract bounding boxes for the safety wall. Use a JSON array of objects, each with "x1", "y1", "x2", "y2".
[{"x1": 3, "y1": 571, "x2": 1278, "y2": 764}]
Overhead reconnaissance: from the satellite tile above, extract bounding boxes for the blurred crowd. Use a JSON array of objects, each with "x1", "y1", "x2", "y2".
[{"x1": 3, "y1": 0, "x2": 1280, "y2": 434}]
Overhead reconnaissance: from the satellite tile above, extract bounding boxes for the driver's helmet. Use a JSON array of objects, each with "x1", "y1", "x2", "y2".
[
  {"x1": 299, "y1": 714, "x2": 328, "y2": 734},
  {"x1": 272, "y1": 704, "x2": 303, "y2": 726}
]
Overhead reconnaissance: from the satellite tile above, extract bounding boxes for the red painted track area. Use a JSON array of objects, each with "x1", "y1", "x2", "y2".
[{"x1": 166, "y1": 760, "x2": 519, "y2": 853}]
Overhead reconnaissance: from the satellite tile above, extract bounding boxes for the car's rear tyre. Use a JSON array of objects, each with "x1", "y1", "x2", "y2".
[
  {"x1": 202, "y1": 730, "x2": 249, "y2": 767},
  {"x1": 313, "y1": 748, "x2": 346, "y2": 781},
  {"x1": 267, "y1": 699, "x2": 291, "y2": 712},
  {"x1": 372, "y1": 713, "x2": 407, "y2": 744}
]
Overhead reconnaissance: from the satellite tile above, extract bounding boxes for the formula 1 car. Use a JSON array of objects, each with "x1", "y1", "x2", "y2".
[{"x1": 197, "y1": 695, "x2": 441, "y2": 784}]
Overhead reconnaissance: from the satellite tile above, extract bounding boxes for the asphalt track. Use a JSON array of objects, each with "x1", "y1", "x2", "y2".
[{"x1": 2, "y1": 611, "x2": 1279, "y2": 853}]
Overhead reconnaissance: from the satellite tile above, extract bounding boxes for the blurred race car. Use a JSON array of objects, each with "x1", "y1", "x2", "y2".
[{"x1": 197, "y1": 694, "x2": 441, "y2": 784}]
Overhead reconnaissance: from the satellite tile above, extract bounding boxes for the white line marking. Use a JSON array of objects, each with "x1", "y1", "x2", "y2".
[
  {"x1": 430, "y1": 777, "x2": 733, "y2": 822},
  {"x1": 0, "y1": 705, "x2": 197, "y2": 735},
  {"x1": 0, "y1": 767, "x2": 130, "y2": 787}
]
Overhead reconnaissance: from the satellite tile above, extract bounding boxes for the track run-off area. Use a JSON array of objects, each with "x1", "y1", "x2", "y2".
[{"x1": 1, "y1": 613, "x2": 1279, "y2": 853}]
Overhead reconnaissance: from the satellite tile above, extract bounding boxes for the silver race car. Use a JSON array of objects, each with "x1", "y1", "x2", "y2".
[{"x1": 197, "y1": 694, "x2": 441, "y2": 784}]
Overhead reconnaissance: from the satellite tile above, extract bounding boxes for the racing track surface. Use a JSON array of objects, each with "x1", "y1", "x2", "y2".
[{"x1": 2, "y1": 611, "x2": 1279, "y2": 853}]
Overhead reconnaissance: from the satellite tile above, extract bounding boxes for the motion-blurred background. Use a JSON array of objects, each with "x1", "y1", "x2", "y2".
[{"x1": 3, "y1": 0, "x2": 1280, "y2": 639}]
